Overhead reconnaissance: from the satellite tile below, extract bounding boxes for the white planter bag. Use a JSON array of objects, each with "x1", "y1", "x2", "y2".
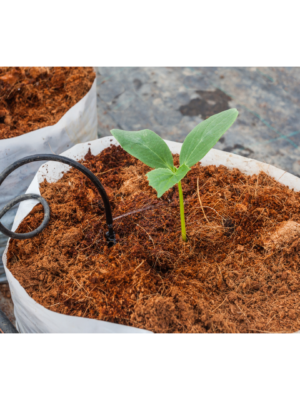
[
  {"x1": 0, "y1": 78, "x2": 97, "y2": 276},
  {"x1": 3, "y1": 136, "x2": 300, "y2": 333}
]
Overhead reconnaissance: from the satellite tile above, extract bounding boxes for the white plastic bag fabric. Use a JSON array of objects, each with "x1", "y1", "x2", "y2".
[
  {"x1": 0, "y1": 78, "x2": 97, "y2": 275},
  {"x1": 3, "y1": 136, "x2": 300, "y2": 333}
]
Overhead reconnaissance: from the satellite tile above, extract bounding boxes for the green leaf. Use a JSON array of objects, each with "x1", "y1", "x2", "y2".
[
  {"x1": 147, "y1": 164, "x2": 190, "y2": 198},
  {"x1": 180, "y1": 108, "x2": 238, "y2": 168},
  {"x1": 111, "y1": 129, "x2": 174, "y2": 170}
]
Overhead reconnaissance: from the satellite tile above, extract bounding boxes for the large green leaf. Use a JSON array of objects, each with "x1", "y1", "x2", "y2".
[
  {"x1": 179, "y1": 108, "x2": 238, "y2": 168},
  {"x1": 146, "y1": 164, "x2": 190, "y2": 198},
  {"x1": 111, "y1": 129, "x2": 174, "y2": 170}
]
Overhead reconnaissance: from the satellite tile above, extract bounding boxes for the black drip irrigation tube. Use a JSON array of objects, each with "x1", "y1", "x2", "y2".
[{"x1": 0, "y1": 154, "x2": 116, "y2": 245}]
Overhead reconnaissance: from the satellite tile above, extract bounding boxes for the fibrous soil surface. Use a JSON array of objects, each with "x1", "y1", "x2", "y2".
[
  {"x1": 0, "y1": 67, "x2": 95, "y2": 139},
  {"x1": 7, "y1": 145, "x2": 300, "y2": 333}
]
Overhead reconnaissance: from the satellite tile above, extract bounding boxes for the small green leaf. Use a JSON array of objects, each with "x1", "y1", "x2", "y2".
[
  {"x1": 111, "y1": 129, "x2": 174, "y2": 170},
  {"x1": 147, "y1": 164, "x2": 190, "y2": 198},
  {"x1": 180, "y1": 108, "x2": 238, "y2": 168}
]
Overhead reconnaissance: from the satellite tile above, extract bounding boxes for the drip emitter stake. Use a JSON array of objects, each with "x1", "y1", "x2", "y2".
[{"x1": 0, "y1": 154, "x2": 116, "y2": 246}]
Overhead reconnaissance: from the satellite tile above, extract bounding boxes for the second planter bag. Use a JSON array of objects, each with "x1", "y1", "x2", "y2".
[{"x1": 0, "y1": 75, "x2": 97, "y2": 279}]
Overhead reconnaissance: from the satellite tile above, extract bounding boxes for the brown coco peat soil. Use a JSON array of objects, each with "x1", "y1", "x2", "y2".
[
  {"x1": 7, "y1": 145, "x2": 300, "y2": 333},
  {"x1": 0, "y1": 67, "x2": 95, "y2": 139}
]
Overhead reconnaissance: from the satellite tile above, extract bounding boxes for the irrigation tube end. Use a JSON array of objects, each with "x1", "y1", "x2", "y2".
[{"x1": 106, "y1": 225, "x2": 116, "y2": 247}]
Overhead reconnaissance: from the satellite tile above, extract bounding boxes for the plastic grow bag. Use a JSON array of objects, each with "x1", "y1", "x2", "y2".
[
  {"x1": 3, "y1": 136, "x2": 300, "y2": 333},
  {"x1": 0, "y1": 77, "x2": 97, "y2": 277}
]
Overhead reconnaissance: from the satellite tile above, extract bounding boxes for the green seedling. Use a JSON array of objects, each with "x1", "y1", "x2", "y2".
[{"x1": 111, "y1": 108, "x2": 238, "y2": 242}]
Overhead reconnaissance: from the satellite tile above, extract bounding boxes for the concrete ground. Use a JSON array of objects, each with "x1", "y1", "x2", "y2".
[
  {"x1": 97, "y1": 67, "x2": 300, "y2": 176},
  {"x1": 0, "y1": 284, "x2": 15, "y2": 327}
]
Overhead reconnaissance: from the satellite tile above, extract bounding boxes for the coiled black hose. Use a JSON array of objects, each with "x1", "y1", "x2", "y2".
[{"x1": 0, "y1": 154, "x2": 116, "y2": 246}]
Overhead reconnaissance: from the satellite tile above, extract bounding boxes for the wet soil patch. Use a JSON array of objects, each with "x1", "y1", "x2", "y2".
[
  {"x1": 179, "y1": 89, "x2": 232, "y2": 119},
  {"x1": 7, "y1": 145, "x2": 300, "y2": 333},
  {"x1": 0, "y1": 67, "x2": 95, "y2": 139},
  {"x1": 223, "y1": 143, "x2": 254, "y2": 158}
]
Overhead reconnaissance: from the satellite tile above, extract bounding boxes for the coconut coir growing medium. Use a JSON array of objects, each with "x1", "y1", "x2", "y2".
[
  {"x1": 0, "y1": 67, "x2": 95, "y2": 139},
  {"x1": 7, "y1": 145, "x2": 300, "y2": 333}
]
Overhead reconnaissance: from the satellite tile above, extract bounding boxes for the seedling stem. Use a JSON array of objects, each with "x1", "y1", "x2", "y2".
[{"x1": 178, "y1": 180, "x2": 187, "y2": 241}]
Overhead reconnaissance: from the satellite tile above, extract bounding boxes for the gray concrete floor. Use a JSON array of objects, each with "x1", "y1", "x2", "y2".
[
  {"x1": 0, "y1": 284, "x2": 15, "y2": 327},
  {"x1": 97, "y1": 67, "x2": 300, "y2": 176}
]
